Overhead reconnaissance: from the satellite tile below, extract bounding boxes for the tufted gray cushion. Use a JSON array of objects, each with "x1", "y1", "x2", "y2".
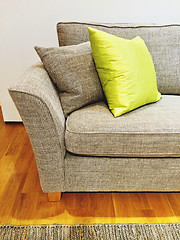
[
  {"x1": 35, "y1": 42, "x2": 104, "y2": 116},
  {"x1": 57, "y1": 22, "x2": 180, "y2": 95}
]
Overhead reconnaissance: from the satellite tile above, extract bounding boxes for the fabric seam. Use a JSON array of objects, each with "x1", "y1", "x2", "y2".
[
  {"x1": 66, "y1": 127, "x2": 180, "y2": 135},
  {"x1": 57, "y1": 22, "x2": 180, "y2": 29}
]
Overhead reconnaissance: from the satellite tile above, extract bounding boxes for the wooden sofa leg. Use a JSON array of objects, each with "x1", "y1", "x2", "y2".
[{"x1": 48, "y1": 192, "x2": 62, "y2": 202}]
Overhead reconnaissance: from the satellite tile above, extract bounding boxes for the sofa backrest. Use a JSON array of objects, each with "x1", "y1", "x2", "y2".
[{"x1": 57, "y1": 22, "x2": 180, "y2": 95}]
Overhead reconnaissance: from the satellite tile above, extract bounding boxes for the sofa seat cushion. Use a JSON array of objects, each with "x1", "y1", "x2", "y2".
[{"x1": 65, "y1": 95, "x2": 180, "y2": 157}]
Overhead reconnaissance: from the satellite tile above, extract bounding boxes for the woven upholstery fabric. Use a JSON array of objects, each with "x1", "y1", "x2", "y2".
[
  {"x1": 65, "y1": 95, "x2": 180, "y2": 157},
  {"x1": 35, "y1": 42, "x2": 104, "y2": 116},
  {"x1": 57, "y1": 22, "x2": 180, "y2": 95},
  {"x1": 65, "y1": 153, "x2": 180, "y2": 191},
  {"x1": 9, "y1": 63, "x2": 66, "y2": 193}
]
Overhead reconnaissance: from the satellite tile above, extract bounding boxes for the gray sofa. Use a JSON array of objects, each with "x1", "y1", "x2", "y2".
[{"x1": 9, "y1": 22, "x2": 180, "y2": 200}]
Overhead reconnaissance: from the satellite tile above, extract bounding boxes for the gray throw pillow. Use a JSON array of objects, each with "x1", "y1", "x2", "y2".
[{"x1": 35, "y1": 42, "x2": 104, "y2": 116}]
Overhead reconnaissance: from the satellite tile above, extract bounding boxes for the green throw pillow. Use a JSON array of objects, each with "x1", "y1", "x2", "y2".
[{"x1": 88, "y1": 27, "x2": 162, "y2": 117}]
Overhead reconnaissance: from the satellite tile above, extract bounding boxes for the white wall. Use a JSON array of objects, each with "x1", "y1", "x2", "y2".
[{"x1": 1, "y1": 0, "x2": 180, "y2": 121}]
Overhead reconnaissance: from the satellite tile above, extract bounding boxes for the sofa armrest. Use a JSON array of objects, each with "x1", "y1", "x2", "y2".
[{"x1": 9, "y1": 63, "x2": 66, "y2": 193}]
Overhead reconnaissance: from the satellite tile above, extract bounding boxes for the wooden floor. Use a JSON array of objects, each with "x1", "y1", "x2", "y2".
[{"x1": 0, "y1": 108, "x2": 180, "y2": 225}]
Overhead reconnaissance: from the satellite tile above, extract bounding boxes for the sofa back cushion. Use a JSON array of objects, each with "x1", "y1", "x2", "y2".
[{"x1": 57, "y1": 22, "x2": 180, "y2": 95}]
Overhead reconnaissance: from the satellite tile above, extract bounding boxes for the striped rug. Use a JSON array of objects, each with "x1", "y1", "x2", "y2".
[{"x1": 0, "y1": 223, "x2": 180, "y2": 239}]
